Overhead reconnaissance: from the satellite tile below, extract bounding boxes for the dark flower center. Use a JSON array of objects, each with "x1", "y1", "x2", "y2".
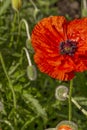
[{"x1": 59, "y1": 40, "x2": 77, "y2": 56}]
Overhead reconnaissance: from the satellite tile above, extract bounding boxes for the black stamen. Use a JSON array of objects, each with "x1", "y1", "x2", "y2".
[{"x1": 59, "y1": 40, "x2": 78, "y2": 56}]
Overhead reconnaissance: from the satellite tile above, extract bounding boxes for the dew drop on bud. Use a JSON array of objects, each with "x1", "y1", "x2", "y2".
[
  {"x1": 56, "y1": 121, "x2": 78, "y2": 130},
  {"x1": 27, "y1": 65, "x2": 37, "y2": 81},
  {"x1": 55, "y1": 85, "x2": 68, "y2": 101}
]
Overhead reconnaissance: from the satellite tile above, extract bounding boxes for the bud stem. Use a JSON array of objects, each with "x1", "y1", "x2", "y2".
[
  {"x1": 67, "y1": 95, "x2": 87, "y2": 117},
  {"x1": 0, "y1": 53, "x2": 16, "y2": 109},
  {"x1": 23, "y1": 47, "x2": 32, "y2": 66},
  {"x1": 68, "y1": 79, "x2": 73, "y2": 121},
  {"x1": 20, "y1": 19, "x2": 31, "y2": 40}
]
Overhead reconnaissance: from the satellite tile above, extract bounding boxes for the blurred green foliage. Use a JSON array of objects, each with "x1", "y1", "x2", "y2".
[{"x1": 0, "y1": 0, "x2": 87, "y2": 129}]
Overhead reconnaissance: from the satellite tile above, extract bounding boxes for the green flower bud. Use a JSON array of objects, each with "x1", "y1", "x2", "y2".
[
  {"x1": 27, "y1": 65, "x2": 37, "y2": 81},
  {"x1": 55, "y1": 85, "x2": 68, "y2": 101},
  {"x1": 11, "y1": 0, "x2": 22, "y2": 11},
  {"x1": 26, "y1": 39, "x2": 34, "y2": 52}
]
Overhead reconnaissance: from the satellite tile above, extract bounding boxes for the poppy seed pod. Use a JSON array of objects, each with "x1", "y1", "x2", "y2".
[{"x1": 11, "y1": 0, "x2": 22, "y2": 11}]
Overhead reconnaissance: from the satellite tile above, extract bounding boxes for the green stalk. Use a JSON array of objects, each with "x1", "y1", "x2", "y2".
[
  {"x1": 71, "y1": 97, "x2": 87, "y2": 117},
  {"x1": 21, "y1": 116, "x2": 38, "y2": 130},
  {"x1": 0, "y1": 120, "x2": 14, "y2": 130},
  {"x1": 0, "y1": 53, "x2": 16, "y2": 109},
  {"x1": 68, "y1": 79, "x2": 73, "y2": 121},
  {"x1": 9, "y1": 12, "x2": 17, "y2": 47},
  {"x1": 67, "y1": 95, "x2": 87, "y2": 117},
  {"x1": 81, "y1": 0, "x2": 87, "y2": 17}
]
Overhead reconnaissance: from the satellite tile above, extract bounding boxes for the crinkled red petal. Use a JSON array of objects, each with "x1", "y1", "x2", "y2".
[
  {"x1": 67, "y1": 18, "x2": 87, "y2": 72},
  {"x1": 31, "y1": 16, "x2": 87, "y2": 81},
  {"x1": 34, "y1": 52, "x2": 75, "y2": 81},
  {"x1": 31, "y1": 16, "x2": 75, "y2": 81}
]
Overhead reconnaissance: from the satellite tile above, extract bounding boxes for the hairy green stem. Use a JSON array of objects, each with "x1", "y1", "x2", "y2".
[
  {"x1": 81, "y1": 0, "x2": 87, "y2": 17},
  {"x1": 68, "y1": 79, "x2": 73, "y2": 121},
  {"x1": 9, "y1": 12, "x2": 17, "y2": 47},
  {"x1": 23, "y1": 47, "x2": 32, "y2": 66},
  {"x1": 21, "y1": 116, "x2": 38, "y2": 130},
  {"x1": 67, "y1": 95, "x2": 87, "y2": 117},
  {"x1": 71, "y1": 97, "x2": 87, "y2": 117},
  {"x1": 18, "y1": 19, "x2": 30, "y2": 39},
  {"x1": 0, "y1": 53, "x2": 16, "y2": 109},
  {"x1": 0, "y1": 120, "x2": 14, "y2": 130}
]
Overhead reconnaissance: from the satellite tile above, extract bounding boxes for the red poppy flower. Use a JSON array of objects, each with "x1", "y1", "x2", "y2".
[
  {"x1": 31, "y1": 16, "x2": 87, "y2": 81},
  {"x1": 58, "y1": 125, "x2": 72, "y2": 130}
]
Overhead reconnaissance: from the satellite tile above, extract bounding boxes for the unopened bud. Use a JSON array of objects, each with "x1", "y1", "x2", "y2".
[
  {"x1": 27, "y1": 65, "x2": 37, "y2": 81},
  {"x1": 11, "y1": 0, "x2": 22, "y2": 11},
  {"x1": 26, "y1": 39, "x2": 34, "y2": 52},
  {"x1": 55, "y1": 85, "x2": 68, "y2": 101}
]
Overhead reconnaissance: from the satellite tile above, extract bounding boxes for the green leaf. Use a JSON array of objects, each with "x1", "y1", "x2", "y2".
[
  {"x1": 0, "y1": 0, "x2": 11, "y2": 16},
  {"x1": 23, "y1": 91, "x2": 47, "y2": 121}
]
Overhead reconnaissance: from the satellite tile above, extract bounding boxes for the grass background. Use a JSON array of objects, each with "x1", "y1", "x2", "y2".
[{"x1": 0, "y1": 0, "x2": 87, "y2": 129}]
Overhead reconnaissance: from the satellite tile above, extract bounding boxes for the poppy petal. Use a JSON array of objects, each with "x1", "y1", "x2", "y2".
[
  {"x1": 34, "y1": 52, "x2": 75, "y2": 81},
  {"x1": 67, "y1": 18, "x2": 87, "y2": 72},
  {"x1": 67, "y1": 18, "x2": 87, "y2": 42},
  {"x1": 31, "y1": 16, "x2": 87, "y2": 81},
  {"x1": 31, "y1": 16, "x2": 76, "y2": 81},
  {"x1": 31, "y1": 16, "x2": 67, "y2": 52}
]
